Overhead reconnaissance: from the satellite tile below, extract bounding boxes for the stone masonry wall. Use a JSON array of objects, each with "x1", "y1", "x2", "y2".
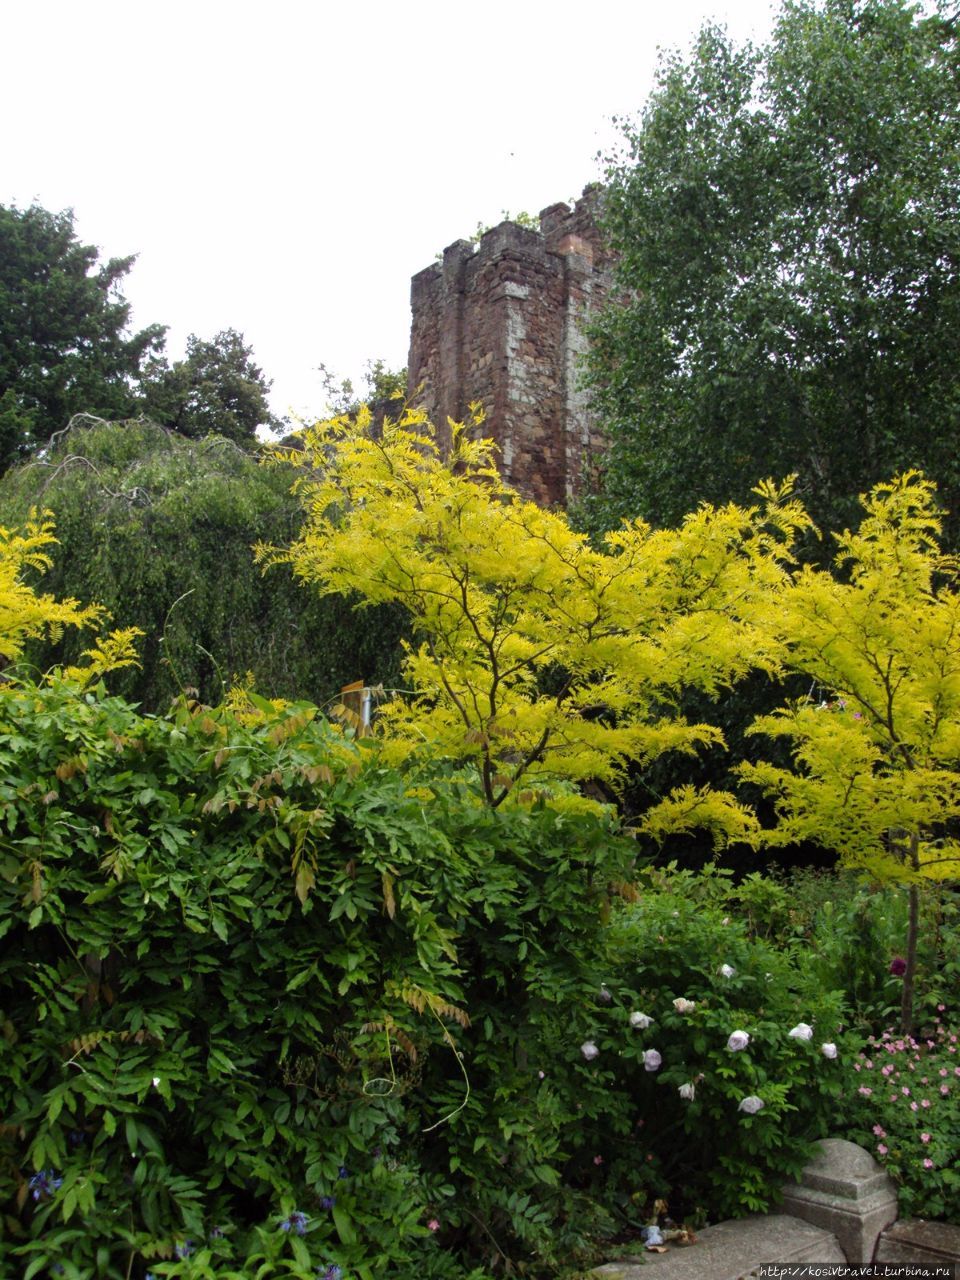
[{"x1": 407, "y1": 187, "x2": 611, "y2": 508}]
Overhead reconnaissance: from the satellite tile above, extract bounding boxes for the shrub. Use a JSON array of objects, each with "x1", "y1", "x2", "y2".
[
  {"x1": 840, "y1": 1016, "x2": 960, "y2": 1222},
  {"x1": 585, "y1": 872, "x2": 859, "y2": 1221},
  {"x1": 0, "y1": 675, "x2": 637, "y2": 1277}
]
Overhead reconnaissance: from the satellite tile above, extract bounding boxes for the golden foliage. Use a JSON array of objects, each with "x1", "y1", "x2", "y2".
[
  {"x1": 258, "y1": 409, "x2": 809, "y2": 842},
  {"x1": 740, "y1": 472, "x2": 960, "y2": 880}
]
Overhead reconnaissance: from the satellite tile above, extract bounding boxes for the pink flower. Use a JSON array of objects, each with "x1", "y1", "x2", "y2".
[
  {"x1": 593, "y1": 1155, "x2": 603, "y2": 1165},
  {"x1": 910, "y1": 1101, "x2": 919, "y2": 1111},
  {"x1": 902, "y1": 1086, "x2": 911, "y2": 1096},
  {"x1": 923, "y1": 1158, "x2": 934, "y2": 1169},
  {"x1": 942, "y1": 1085, "x2": 950, "y2": 1096},
  {"x1": 938, "y1": 1004, "x2": 946, "y2": 1012},
  {"x1": 921, "y1": 1098, "x2": 931, "y2": 1108},
  {"x1": 922, "y1": 1133, "x2": 931, "y2": 1144},
  {"x1": 877, "y1": 1143, "x2": 888, "y2": 1155},
  {"x1": 940, "y1": 1069, "x2": 948, "y2": 1077},
  {"x1": 428, "y1": 1218, "x2": 440, "y2": 1232},
  {"x1": 872, "y1": 1124, "x2": 886, "y2": 1138},
  {"x1": 858, "y1": 1086, "x2": 873, "y2": 1096}
]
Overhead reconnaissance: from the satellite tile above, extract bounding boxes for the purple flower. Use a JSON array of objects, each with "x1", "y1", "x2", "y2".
[
  {"x1": 280, "y1": 1211, "x2": 309, "y2": 1235},
  {"x1": 319, "y1": 1267, "x2": 343, "y2": 1280},
  {"x1": 210, "y1": 1225, "x2": 225, "y2": 1239},
  {"x1": 174, "y1": 1241, "x2": 194, "y2": 1259},
  {"x1": 890, "y1": 957, "x2": 907, "y2": 977},
  {"x1": 319, "y1": 1195, "x2": 336, "y2": 1211},
  {"x1": 28, "y1": 1170, "x2": 63, "y2": 1201},
  {"x1": 337, "y1": 1165, "x2": 349, "y2": 1179}
]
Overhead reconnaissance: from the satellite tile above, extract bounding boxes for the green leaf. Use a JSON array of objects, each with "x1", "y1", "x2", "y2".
[{"x1": 332, "y1": 1203, "x2": 357, "y2": 1244}]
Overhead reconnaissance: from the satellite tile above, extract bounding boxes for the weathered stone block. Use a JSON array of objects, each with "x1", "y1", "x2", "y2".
[
  {"x1": 876, "y1": 1217, "x2": 960, "y2": 1269},
  {"x1": 781, "y1": 1138, "x2": 898, "y2": 1263}
]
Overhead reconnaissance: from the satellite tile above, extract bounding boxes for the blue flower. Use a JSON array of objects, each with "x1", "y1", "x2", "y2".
[
  {"x1": 319, "y1": 1266, "x2": 343, "y2": 1280},
  {"x1": 210, "y1": 1224, "x2": 225, "y2": 1238},
  {"x1": 337, "y1": 1165, "x2": 349, "y2": 1179},
  {"x1": 319, "y1": 1195, "x2": 336, "y2": 1211},
  {"x1": 280, "y1": 1210, "x2": 309, "y2": 1235},
  {"x1": 174, "y1": 1240, "x2": 194, "y2": 1259},
  {"x1": 28, "y1": 1170, "x2": 63, "y2": 1201}
]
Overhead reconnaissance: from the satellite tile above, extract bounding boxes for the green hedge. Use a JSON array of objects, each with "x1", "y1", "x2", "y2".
[{"x1": 0, "y1": 676, "x2": 637, "y2": 1278}]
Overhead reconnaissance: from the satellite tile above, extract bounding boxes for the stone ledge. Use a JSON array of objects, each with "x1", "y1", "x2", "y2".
[
  {"x1": 876, "y1": 1217, "x2": 960, "y2": 1268},
  {"x1": 589, "y1": 1214, "x2": 845, "y2": 1280}
]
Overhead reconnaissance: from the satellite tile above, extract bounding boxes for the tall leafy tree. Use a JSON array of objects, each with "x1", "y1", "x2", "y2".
[
  {"x1": 141, "y1": 328, "x2": 280, "y2": 443},
  {"x1": 0, "y1": 204, "x2": 166, "y2": 471},
  {"x1": 585, "y1": 0, "x2": 960, "y2": 542}
]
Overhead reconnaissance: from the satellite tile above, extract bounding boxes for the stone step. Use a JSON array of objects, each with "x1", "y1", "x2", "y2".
[{"x1": 589, "y1": 1214, "x2": 845, "y2": 1280}]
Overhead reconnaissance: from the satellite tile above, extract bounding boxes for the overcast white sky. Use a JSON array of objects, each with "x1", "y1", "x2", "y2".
[{"x1": 4, "y1": 0, "x2": 777, "y2": 422}]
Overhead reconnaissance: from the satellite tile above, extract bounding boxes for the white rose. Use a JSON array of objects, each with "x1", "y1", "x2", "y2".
[
  {"x1": 629, "y1": 1011, "x2": 653, "y2": 1029},
  {"x1": 678, "y1": 1082, "x2": 696, "y2": 1100},
  {"x1": 673, "y1": 997, "x2": 697, "y2": 1014},
  {"x1": 738, "y1": 1095, "x2": 764, "y2": 1114},
  {"x1": 788, "y1": 1023, "x2": 814, "y2": 1041},
  {"x1": 719, "y1": 964, "x2": 736, "y2": 979},
  {"x1": 727, "y1": 1030, "x2": 750, "y2": 1052},
  {"x1": 821, "y1": 1042, "x2": 838, "y2": 1059},
  {"x1": 643, "y1": 1049, "x2": 662, "y2": 1072},
  {"x1": 580, "y1": 1041, "x2": 599, "y2": 1061}
]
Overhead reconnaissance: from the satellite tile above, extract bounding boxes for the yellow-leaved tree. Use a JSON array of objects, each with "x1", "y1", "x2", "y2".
[
  {"x1": 258, "y1": 406, "x2": 810, "y2": 846},
  {"x1": 738, "y1": 473, "x2": 960, "y2": 1032},
  {"x1": 0, "y1": 510, "x2": 140, "y2": 684}
]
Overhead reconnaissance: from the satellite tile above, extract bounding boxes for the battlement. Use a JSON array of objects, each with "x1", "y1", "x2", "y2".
[{"x1": 406, "y1": 187, "x2": 610, "y2": 507}]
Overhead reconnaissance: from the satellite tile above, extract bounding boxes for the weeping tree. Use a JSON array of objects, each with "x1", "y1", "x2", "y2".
[{"x1": 0, "y1": 418, "x2": 406, "y2": 710}]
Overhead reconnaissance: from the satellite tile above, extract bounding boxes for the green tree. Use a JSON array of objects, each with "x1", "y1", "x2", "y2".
[
  {"x1": 0, "y1": 204, "x2": 166, "y2": 472},
  {"x1": 0, "y1": 420, "x2": 406, "y2": 710},
  {"x1": 141, "y1": 328, "x2": 280, "y2": 443},
  {"x1": 585, "y1": 0, "x2": 960, "y2": 542}
]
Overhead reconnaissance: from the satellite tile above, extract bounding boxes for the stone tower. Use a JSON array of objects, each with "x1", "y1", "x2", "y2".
[{"x1": 406, "y1": 187, "x2": 610, "y2": 508}]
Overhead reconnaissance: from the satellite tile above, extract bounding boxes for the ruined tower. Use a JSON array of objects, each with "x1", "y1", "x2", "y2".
[{"x1": 406, "y1": 187, "x2": 611, "y2": 508}]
